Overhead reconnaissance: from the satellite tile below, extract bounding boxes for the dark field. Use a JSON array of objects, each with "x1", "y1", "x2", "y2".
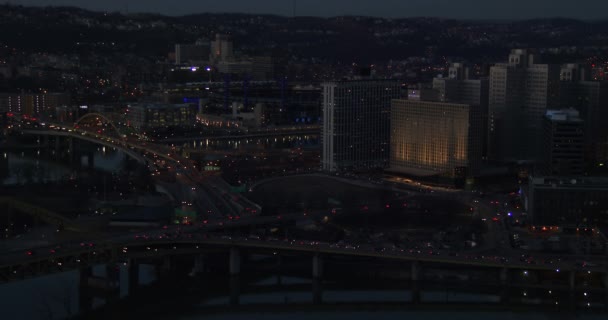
[{"x1": 250, "y1": 175, "x2": 472, "y2": 230}]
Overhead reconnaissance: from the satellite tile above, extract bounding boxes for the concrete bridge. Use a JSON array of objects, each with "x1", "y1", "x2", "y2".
[{"x1": 1, "y1": 234, "x2": 607, "y2": 313}]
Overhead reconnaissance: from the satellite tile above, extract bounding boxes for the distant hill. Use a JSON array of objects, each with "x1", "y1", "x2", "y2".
[{"x1": 1, "y1": 4, "x2": 607, "y2": 63}]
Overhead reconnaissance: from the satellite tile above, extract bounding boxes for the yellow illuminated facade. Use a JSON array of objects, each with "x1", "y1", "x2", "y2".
[{"x1": 390, "y1": 100, "x2": 482, "y2": 177}]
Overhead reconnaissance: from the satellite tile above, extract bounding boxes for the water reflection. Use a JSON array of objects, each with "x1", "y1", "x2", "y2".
[
  {"x1": 0, "y1": 144, "x2": 130, "y2": 186},
  {"x1": 177, "y1": 135, "x2": 320, "y2": 151}
]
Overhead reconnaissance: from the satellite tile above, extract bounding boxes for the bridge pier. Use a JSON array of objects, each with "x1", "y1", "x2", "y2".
[
  {"x1": 67, "y1": 137, "x2": 76, "y2": 165},
  {"x1": 229, "y1": 247, "x2": 240, "y2": 275},
  {"x1": 105, "y1": 264, "x2": 120, "y2": 303},
  {"x1": 191, "y1": 254, "x2": 205, "y2": 275},
  {"x1": 54, "y1": 136, "x2": 61, "y2": 154},
  {"x1": 569, "y1": 270, "x2": 576, "y2": 290},
  {"x1": 41, "y1": 135, "x2": 49, "y2": 147},
  {"x1": 411, "y1": 261, "x2": 421, "y2": 304},
  {"x1": 276, "y1": 254, "x2": 283, "y2": 286},
  {"x1": 78, "y1": 267, "x2": 93, "y2": 314},
  {"x1": 160, "y1": 256, "x2": 174, "y2": 274},
  {"x1": 569, "y1": 270, "x2": 577, "y2": 310},
  {"x1": 128, "y1": 260, "x2": 139, "y2": 297},
  {"x1": 312, "y1": 254, "x2": 323, "y2": 304},
  {"x1": 500, "y1": 267, "x2": 509, "y2": 304},
  {"x1": 87, "y1": 151, "x2": 95, "y2": 168},
  {"x1": 603, "y1": 273, "x2": 608, "y2": 310},
  {"x1": 230, "y1": 275, "x2": 240, "y2": 306},
  {"x1": 229, "y1": 248, "x2": 241, "y2": 306},
  {"x1": 4, "y1": 206, "x2": 13, "y2": 239}
]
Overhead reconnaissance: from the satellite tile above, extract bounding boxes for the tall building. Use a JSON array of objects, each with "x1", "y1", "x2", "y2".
[
  {"x1": 433, "y1": 63, "x2": 489, "y2": 158},
  {"x1": 559, "y1": 64, "x2": 608, "y2": 169},
  {"x1": 175, "y1": 40, "x2": 210, "y2": 65},
  {"x1": 390, "y1": 100, "x2": 483, "y2": 178},
  {"x1": 488, "y1": 49, "x2": 560, "y2": 162},
  {"x1": 210, "y1": 34, "x2": 234, "y2": 65},
  {"x1": 321, "y1": 79, "x2": 401, "y2": 172},
  {"x1": 542, "y1": 109, "x2": 584, "y2": 176}
]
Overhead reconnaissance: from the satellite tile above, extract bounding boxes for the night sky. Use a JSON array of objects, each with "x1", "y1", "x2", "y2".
[{"x1": 8, "y1": 0, "x2": 607, "y2": 20}]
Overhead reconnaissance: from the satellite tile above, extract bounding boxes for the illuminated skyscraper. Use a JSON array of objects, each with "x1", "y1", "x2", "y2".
[{"x1": 390, "y1": 100, "x2": 483, "y2": 178}]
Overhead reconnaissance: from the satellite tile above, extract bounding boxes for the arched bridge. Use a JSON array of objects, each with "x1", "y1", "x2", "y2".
[
  {"x1": 74, "y1": 113, "x2": 124, "y2": 138},
  {"x1": 21, "y1": 128, "x2": 147, "y2": 164}
]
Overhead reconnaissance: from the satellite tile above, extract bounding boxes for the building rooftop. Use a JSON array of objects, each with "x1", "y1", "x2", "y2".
[
  {"x1": 128, "y1": 103, "x2": 191, "y2": 110},
  {"x1": 545, "y1": 108, "x2": 582, "y2": 122},
  {"x1": 530, "y1": 176, "x2": 608, "y2": 187}
]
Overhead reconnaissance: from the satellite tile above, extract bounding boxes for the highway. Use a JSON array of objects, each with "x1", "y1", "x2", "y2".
[
  {"x1": 2, "y1": 223, "x2": 607, "y2": 285},
  {"x1": 7, "y1": 125, "x2": 608, "y2": 287},
  {"x1": 20, "y1": 125, "x2": 253, "y2": 219}
]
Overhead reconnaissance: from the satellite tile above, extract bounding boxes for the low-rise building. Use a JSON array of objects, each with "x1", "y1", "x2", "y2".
[
  {"x1": 523, "y1": 176, "x2": 608, "y2": 226},
  {"x1": 127, "y1": 103, "x2": 196, "y2": 129}
]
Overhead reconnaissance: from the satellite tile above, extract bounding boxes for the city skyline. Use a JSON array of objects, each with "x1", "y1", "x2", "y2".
[
  {"x1": 2, "y1": 2, "x2": 608, "y2": 318},
  {"x1": 8, "y1": 0, "x2": 608, "y2": 20}
]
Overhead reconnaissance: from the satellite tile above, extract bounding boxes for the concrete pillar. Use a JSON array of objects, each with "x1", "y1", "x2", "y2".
[
  {"x1": 194, "y1": 255, "x2": 205, "y2": 274},
  {"x1": 411, "y1": 261, "x2": 420, "y2": 304},
  {"x1": 105, "y1": 264, "x2": 120, "y2": 287},
  {"x1": 128, "y1": 260, "x2": 139, "y2": 296},
  {"x1": 603, "y1": 273, "x2": 608, "y2": 310},
  {"x1": 40, "y1": 135, "x2": 48, "y2": 147},
  {"x1": 500, "y1": 267, "x2": 509, "y2": 285},
  {"x1": 411, "y1": 261, "x2": 420, "y2": 281},
  {"x1": 5, "y1": 206, "x2": 13, "y2": 239},
  {"x1": 104, "y1": 264, "x2": 120, "y2": 304},
  {"x1": 229, "y1": 275, "x2": 240, "y2": 306},
  {"x1": 500, "y1": 267, "x2": 509, "y2": 304},
  {"x1": 189, "y1": 254, "x2": 205, "y2": 276},
  {"x1": 54, "y1": 136, "x2": 60, "y2": 153},
  {"x1": 312, "y1": 254, "x2": 323, "y2": 279},
  {"x1": 229, "y1": 247, "x2": 240, "y2": 275},
  {"x1": 312, "y1": 254, "x2": 323, "y2": 304},
  {"x1": 569, "y1": 271, "x2": 576, "y2": 290},
  {"x1": 313, "y1": 277, "x2": 323, "y2": 304},
  {"x1": 68, "y1": 137, "x2": 75, "y2": 165},
  {"x1": 78, "y1": 267, "x2": 93, "y2": 314},
  {"x1": 161, "y1": 256, "x2": 173, "y2": 273},
  {"x1": 87, "y1": 152, "x2": 95, "y2": 168},
  {"x1": 569, "y1": 270, "x2": 577, "y2": 310},
  {"x1": 276, "y1": 254, "x2": 283, "y2": 286}
]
